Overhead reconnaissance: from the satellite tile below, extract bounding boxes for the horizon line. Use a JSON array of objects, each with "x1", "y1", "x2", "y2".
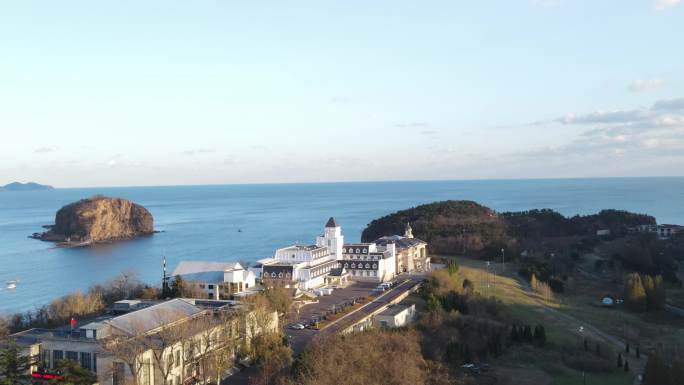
[{"x1": 5, "y1": 174, "x2": 684, "y2": 190}]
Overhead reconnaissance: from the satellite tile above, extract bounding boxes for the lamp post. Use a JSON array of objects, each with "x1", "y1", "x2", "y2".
[{"x1": 501, "y1": 248, "x2": 505, "y2": 272}]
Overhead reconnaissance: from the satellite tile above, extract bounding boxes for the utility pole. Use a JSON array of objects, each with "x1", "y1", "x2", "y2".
[{"x1": 162, "y1": 256, "x2": 169, "y2": 297}]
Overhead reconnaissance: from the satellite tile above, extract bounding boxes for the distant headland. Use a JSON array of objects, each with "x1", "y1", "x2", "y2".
[
  {"x1": 0, "y1": 182, "x2": 54, "y2": 191},
  {"x1": 31, "y1": 196, "x2": 155, "y2": 247}
]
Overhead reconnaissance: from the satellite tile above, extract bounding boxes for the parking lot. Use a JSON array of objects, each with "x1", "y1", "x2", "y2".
[{"x1": 284, "y1": 275, "x2": 423, "y2": 354}]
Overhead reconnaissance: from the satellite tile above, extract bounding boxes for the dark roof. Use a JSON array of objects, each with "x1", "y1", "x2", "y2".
[{"x1": 325, "y1": 217, "x2": 339, "y2": 228}]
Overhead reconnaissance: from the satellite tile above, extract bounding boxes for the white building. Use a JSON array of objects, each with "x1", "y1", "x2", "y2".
[
  {"x1": 373, "y1": 304, "x2": 416, "y2": 328},
  {"x1": 340, "y1": 242, "x2": 396, "y2": 282},
  {"x1": 11, "y1": 298, "x2": 277, "y2": 385},
  {"x1": 634, "y1": 224, "x2": 683, "y2": 239},
  {"x1": 172, "y1": 261, "x2": 256, "y2": 299},
  {"x1": 260, "y1": 218, "x2": 343, "y2": 290}
]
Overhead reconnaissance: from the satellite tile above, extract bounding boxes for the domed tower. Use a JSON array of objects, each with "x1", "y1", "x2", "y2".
[
  {"x1": 317, "y1": 217, "x2": 344, "y2": 260},
  {"x1": 404, "y1": 222, "x2": 414, "y2": 239}
]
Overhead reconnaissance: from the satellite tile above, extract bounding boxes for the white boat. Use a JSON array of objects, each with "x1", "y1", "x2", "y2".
[{"x1": 6, "y1": 280, "x2": 18, "y2": 290}]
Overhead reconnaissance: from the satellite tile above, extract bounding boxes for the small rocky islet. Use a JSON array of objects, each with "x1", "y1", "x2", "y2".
[{"x1": 31, "y1": 196, "x2": 155, "y2": 246}]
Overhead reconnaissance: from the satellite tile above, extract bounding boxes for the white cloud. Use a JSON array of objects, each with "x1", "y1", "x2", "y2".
[
  {"x1": 34, "y1": 146, "x2": 57, "y2": 154},
  {"x1": 629, "y1": 78, "x2": 665, "y2": 93},
  {"x1": 655, "y1": 0, "x2": 681, "y2": 9},
  {"x1": 107, "y1": 159, "x2": 118, "y2": 167}
]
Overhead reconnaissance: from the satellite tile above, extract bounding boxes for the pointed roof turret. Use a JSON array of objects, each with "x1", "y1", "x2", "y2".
[
  {"x1": 325, "y1": 217, "x2": 339, "y2": 228},
  {"x1": 404, "y1": 222, "x2": 414, "y2": 238}
]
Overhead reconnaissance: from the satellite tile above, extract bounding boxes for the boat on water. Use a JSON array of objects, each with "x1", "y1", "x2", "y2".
[{"x1": 6, "y1": 279, "x2": 18, "y2": 290}]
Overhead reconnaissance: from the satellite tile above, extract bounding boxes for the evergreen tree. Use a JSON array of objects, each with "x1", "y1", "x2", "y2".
[
  {"x1": 523, "y1": 325, "x2": 533, "y2": 343},
  {"x1": 170, "y1": 275, "x2": 185, "y2": 298},
  {"x1": 0, "y1": 340, "x2": 34, "y2": 385},
  {"x1": 533, "y1": 325, "x2": 547, "y2": 347},
  {"x1": 617, "y1": 353, "x2": 623, "y2": 368},
  {"x1": 530, "y1": 274, "x2": 539, "y2": 292},
  {"x1": 624, "y1": 273, "x2": 647, "y2": 312},
  {"x1": 643, "y1": 274, "x2": 656, "y2": 310},
  {"x1": 55, "y1": 359, "x2": 97, "y2": 385},
  {"x1": 510, "y1": 325, "x2": 519, "y2": 342},
  {"x1": 624, "y1": 360, "x2": 629, "y2": 372}
]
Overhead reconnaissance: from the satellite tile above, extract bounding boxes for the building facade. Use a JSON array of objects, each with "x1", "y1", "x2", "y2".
[
  {"x1": 260, "y1": 218, "x2": 343, "y2": 290},
  {"x1": 11, "y1": 298, "x2": 277, "y2": 385},
  {"x1": 340, "y1": 242, "x2": 396, "y2": 282},
  {"x1": 373, "y1": 223, "x2": 430, "y2": 273},
  {"x1": 172, "y1": 261, "x2": 256, "y2": 299}
]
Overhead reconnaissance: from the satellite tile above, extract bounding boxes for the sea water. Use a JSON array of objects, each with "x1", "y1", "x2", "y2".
[{"x1": 1, "y1": 177, "x2": 683, "y2": 314}]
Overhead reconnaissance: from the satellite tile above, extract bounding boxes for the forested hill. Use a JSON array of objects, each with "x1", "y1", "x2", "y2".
[{"x1": 361, "y1": 200, "x2": 655, "y2": 256}]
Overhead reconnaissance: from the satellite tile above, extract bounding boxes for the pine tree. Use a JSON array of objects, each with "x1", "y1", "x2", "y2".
[
  {"x1": 617, "y1": 353, "x2": 623, "y2": 368},
  {"x1": 56, "y1": 359, "x2": 97, "y2": 385},
  {"x1": 531, "y1": 274, "x2": 539, "y2": 292},
  {"x1": 0, "y1": 340, "x2": 34, "y2": 385},
  {"x1": 511, "y1": 325, "x2": 519, "y2": 342},
  {"x1": 533, "y1": 325, "x2": 547, "y2": 347},
  {"x1": 523, "y1": 325, "x2": 533, "y2": 343},
  {"x1": 624, "y1": 273, "x2": 647, "y2": 312},
  {"x1": 643, "y1": 274, "x2": 656, "y2": 310}
]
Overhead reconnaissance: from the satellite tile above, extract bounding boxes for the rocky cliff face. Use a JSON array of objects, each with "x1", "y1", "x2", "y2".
[{"x1": 35, "y1": 196, "x2": 154, "y2": 244}]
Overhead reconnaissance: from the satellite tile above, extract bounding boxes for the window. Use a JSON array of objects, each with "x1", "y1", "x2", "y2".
[
  {"x1": 80, "y1": 352, "x2": 92, "y2": 371},
  {"x1": 53, "y1": 350, "x2": 63, "y2": 363},
  {"x1": 66, "y1": 351, "x2": 78, "y2": 362},
  {"x1": 372, "y1": 264, "x2": 377, "y2": 269},
  {"x1": 142, "y1": 359, "x2": 151, "y2": 385},
  {"x1": 199, "y1": 284, "x2": 206, "y2": 289},
  {"x1": 41, "y1": 349, "x2": 51, "y2": 368},
  {"x1": 356, "y1": 249, "x2": 360, "y2": 253},
  {"x1": 363, "y1": 248, "x2": 367, "y2": 253},
  {"x1": 208, "y1": 284, "x2": 214, "y2": 289}
]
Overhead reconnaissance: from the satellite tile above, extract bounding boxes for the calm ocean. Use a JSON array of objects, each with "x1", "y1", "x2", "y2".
[{"x1": 1, "y1": 177, "x2": 683, "y2": 314}]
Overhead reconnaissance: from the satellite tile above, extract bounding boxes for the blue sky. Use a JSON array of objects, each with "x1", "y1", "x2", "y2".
[{"x1": 1, "y1": 0, "x2": 683, "y2": 187}]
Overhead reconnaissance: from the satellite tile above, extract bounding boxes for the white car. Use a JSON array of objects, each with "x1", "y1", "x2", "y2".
[{"x1": 289, "y1": 323, "x2": 305, "y2": 330}]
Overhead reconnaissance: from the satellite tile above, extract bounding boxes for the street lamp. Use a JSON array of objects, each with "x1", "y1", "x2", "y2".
[{"x1": 501, "y1": 248, "x2": 505, "y2": 272}]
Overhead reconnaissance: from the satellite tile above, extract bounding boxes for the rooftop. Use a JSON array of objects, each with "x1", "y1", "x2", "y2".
[
  {"x1": 172, "y1": 261, "x2": 243, "y2": 283},
  {"x1": 374, "y1": 235, "x2": 426, "y2": 249},
  {"x1": 378, "y1": 304, "x2": 415, "y2": 317},
  {"x1": 325, "y1": 217, "x2": 339, "y2": 228}
]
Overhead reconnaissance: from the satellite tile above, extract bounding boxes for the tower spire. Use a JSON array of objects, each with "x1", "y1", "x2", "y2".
[{"x1": 405, "y1": 222, "x2": 414, "y2": 239}]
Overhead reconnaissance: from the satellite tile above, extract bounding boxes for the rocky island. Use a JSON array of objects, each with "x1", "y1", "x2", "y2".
[{"x1": 32, "y1": 196, "x2": 154, "y2": 246}]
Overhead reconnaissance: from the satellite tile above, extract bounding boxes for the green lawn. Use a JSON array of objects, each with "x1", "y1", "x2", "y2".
[{"x1": 436, "y1": 256, "x2": 637, "y2": 385}]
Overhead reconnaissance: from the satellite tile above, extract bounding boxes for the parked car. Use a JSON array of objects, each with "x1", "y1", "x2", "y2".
[{"x1": 289, "y1": 323, "x2": 305, "y2": 330}]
